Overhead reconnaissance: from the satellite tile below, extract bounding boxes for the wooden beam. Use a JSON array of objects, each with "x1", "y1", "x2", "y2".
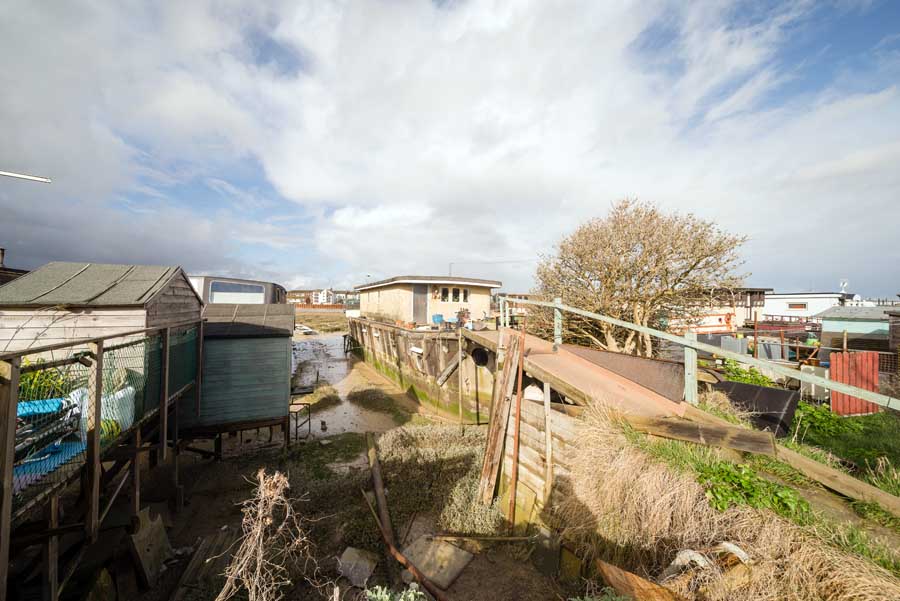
[
  {"x1": 626, "y1": 415, "x2": 777, "y2": 457},
  {"x1": 507, "y1": 329, "x2": 526, "y2": 530},
  {"x1": 86, "y1": 340, "x2": 104, "y2": 541},
  {"x1": 365, "y1": 432, "x2": 399, "y2": 587},
  {"x1": 0, "y1": 358, "x2": 21, "y2": 601},
  {"x1": 131, "y1": 429, "x2": 141, "y2": 517},
  {"x1": 436, "y1": 350, "x2": 460, "y2": 386},
  {"x1": 543, "y1": 381, "x2": 553, "y2": 503},
  {"x1": 158, "y1": 328, "x2": 170, "y2": 462},
  {"x1": 478, "y1": 334, "x2": 519, "y2": 504}
]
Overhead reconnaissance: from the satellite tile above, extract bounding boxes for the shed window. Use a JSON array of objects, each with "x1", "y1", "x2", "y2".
[
  {"x1": 209, "y1": 281, "x2": 265, "y2": 304},
  {"x1": 452, "y1": 288, "x2": 460, "y2": 302},
  {"x1": 441, "y1": 287, "x2": 449, "y2": 302},
  {"x1": 788, "y1": 302, "x2": 807, "y2": 310},
  {"x1": 463, "y1": 288, "x2": 469, "y2": 303}
]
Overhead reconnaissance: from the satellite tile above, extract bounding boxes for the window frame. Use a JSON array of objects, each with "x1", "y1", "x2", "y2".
[
  {"x1": 441, "y1": 287, "x2": 449, "y2": 302},
  {"x1": 787, "y1": 302, "x2": 808, "y2": 310},
  {"x1": 452, "y1": 287, "x2": 460, "y2": 302}
]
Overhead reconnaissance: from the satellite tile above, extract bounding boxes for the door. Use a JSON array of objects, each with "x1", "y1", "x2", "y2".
[{"x1": 413, "y1": 284, "x2": 428, "y2": 324}]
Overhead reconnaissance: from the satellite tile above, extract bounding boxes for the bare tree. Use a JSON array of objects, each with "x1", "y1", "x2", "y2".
[{"x1": 532, "y1": 199, "x2": 747, "y2": 356}]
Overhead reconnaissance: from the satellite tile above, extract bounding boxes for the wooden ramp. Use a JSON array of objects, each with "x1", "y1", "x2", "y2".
[{"x1": 463, "y1": 329, "x2": 687, "y2": 419}]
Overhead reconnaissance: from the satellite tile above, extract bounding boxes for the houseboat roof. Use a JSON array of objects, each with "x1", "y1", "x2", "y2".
[
  {"x1": 0, "y1": 261, "x2": 192, "y2": 307},
  {"x1": 816, "y1": 306, "x2": 893, "y2": 321},
  {"x1": 355, "y1": 275, "x2": 502, "y2": 292},
  {"x1": 202, "y1": 303, "x2": 294, "y2": 338}
]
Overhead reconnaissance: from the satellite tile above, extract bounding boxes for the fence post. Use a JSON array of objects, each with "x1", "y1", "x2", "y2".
[
  {"x1": 158, "y1": 328, "x2": 170, "y2": 463},
  {"x1": 683, "y1": 332, "x2": 698, "y2": 406},
  {"x1": 0, "y1": 357, "x2": 21, "y2": 601},
  {"x1": 553, "y1": 297, "x2": 563, "y2": 350},
  {"x1": 86, "y1": 341, "x2": 104, "y2": 541},
  {"x1": 499, "y1": 297, "x2": 506, "y2": 329}
]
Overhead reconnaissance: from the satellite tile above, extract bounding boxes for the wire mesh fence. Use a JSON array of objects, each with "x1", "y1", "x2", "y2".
[{"x1": 9, "y1": 325, "x2": 197, "y2": 517}]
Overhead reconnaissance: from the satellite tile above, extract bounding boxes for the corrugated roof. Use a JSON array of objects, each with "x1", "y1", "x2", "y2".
[
  {"x1": 816, "y1": 306, "x2": 893, "y2": 321},
  {"x1": 0, "y1": 262, "x2": 183, "y2": 307},
  {"x1": 203, "y1": 304, "x2": 294, "y2": 338},
  {"x1": 355, "y1": 275, "x2": 502, "y2": 291}
]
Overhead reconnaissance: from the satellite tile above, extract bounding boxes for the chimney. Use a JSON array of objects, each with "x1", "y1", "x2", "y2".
[{"x1": 0, "y1": 248, "x2": 5, "y2": 268}]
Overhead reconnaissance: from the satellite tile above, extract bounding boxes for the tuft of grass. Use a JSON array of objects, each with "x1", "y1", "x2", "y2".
[
  {"x1": 851, "y1": 500, "x2": 900, "y2": 534},
  {"x1": 302, "y1": 384, "x2": 343, "y2": 413},
  {"x1": 348, "y1": 388, "x2": 412, "y2": 425},
  {"x1": 865, "y1": 456, "x2": 900, "y2": 497},
  {"x1": 286, "y1": 432, "x2": 366, "y2": 479}
]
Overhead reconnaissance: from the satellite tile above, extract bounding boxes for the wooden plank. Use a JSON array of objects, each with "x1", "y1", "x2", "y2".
[
  {"x1": 543, "y1": 382, "x2": 553, "y2": 503},
  {"x1": 596, "y1": 559, "x2": 685, "y2": 600},
  {"x1": 86, "y1": 340, "x2": 104, "y2": 541},
  {"x1": 508, "y1": 329, "x2": 526, "y2": 529},
  {"x1": 478, "y1": 334, "x2": 519, "y2": 503},
  {"x1": 366, "y1": 432, "x2": 400, "y2": 587},
  {"x1": 0, "y1": 357, "x2": 20, "y2": 601},
  {"x1": 626, "y1": 415, "x2": 777, "y2": 457},
  {"x1": 43, "y1": 493, "x2": 59, "y2": 601},
  {"x1": 158, "y1": 329, "x2": 170, "y2": 462},
  {"x1": 437, "y1": 349, "x2": 460, "y2": 386}
]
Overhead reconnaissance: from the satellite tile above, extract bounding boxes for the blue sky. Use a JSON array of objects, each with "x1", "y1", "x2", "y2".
[{"x1": 1, "y1": 0, "x2": 899, "y2": 295}]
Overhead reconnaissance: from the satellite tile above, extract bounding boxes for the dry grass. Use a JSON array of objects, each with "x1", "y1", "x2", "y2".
[
  {"x1": 296, "y1": 312, "x2": 349, "y2": 333},
  {"x1": 551, "y1": 406, "x2": 900, "y2": 601},
  {"x1": 377, "y1": 425, "x2": 506, "y2": 536}
]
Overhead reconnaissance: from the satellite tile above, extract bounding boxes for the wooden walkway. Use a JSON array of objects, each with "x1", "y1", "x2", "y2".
[{"x1": 462, "y1": 329, "x2": 687, "y2": 418}]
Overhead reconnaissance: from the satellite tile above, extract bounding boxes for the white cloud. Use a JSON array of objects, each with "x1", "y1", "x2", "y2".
[{"x1": 2, "y1": 1, "x2": 899, "y2": 294}]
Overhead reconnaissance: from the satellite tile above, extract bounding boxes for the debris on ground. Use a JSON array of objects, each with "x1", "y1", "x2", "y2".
[
  {"x1": 338, "y1": 547, "x2": 379, "y2": 588},
  {"x1": 400, "y1": 535, "x2": 474, "y2": 590}
]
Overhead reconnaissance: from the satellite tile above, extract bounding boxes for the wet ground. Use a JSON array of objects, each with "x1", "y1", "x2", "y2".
[{"x1": 291, "y1": 333, "x2": 427, "y2": 438}]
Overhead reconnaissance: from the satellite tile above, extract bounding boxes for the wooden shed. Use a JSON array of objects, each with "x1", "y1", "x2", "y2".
[
  {"x1": 180, "y1": 304, "x2": 294, "y2": 434},
  {"x1": 0, "y1": 262, "x2": 202, "y2": 352}
]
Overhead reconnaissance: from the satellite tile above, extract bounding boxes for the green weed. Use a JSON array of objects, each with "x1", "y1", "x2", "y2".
[
  {"x1": 722, "y1": 359, "x2": 774, "y2": 387},
  {"x1": 697, "y1": 462, "x2": 810, "y2": 518}
]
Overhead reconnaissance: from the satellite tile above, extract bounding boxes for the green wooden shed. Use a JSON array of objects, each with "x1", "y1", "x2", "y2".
[{"x1": 180, "y1": 304, "x2": 294, "y2": 434}]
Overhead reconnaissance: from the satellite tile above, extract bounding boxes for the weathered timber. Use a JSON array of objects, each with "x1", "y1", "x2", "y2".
[
  {"x1": 596, "y1": 559, "x2": 686, "y2": 600},
  {"x1": 626, "y1": 415, "x2": 777, "y2": 457},
  {"x1": 477, "y1": 334, "x2": 519, "y2": 503}
]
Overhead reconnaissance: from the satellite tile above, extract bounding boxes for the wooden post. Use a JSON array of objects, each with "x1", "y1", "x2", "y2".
[
  {"x1": 507, "y1": 328, "x2": 526, "y2": 530},
  {"x1": 553, "y1": 297, "x2": 562, "y2": 350},
  {"x1": 86, "y1": 341, "x2": 104, "y2": 541},
  {"x1": 158, "y1": 328, "x2": 170, "y2": 463},
  {"x1": 542, "y1": 382, "x2": 553, "y2": 503},
  {"x1": 194, "y1": 320, "x2": 204, "y2": 416},
  {"x1": 457, "y1": 332, "x2": 464, "y2": 433},
  {"x1": 42, "y1": 494, "x2": 59, "y2": 601},
  {"x1": 131, "y1": 429, "x2": 141, "y2": 517},
  {"x1": 683, "y1": 332, "x2": 698, "y2": 406},
  {"x1": 780, "y1": 330, "x2": 785, "y2": 361},
  {"x1": 0, "y1": 357, "x2": 21, "y2": 601},
  {"x1": 753, "y1": 311, "x2": 759, "y2": 358},
  {"x1": 842, "y1": 330, "x2": 848, "y2": 353}
]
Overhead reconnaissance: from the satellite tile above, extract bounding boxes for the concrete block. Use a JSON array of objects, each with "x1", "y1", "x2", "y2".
[
  {"x1": 338, "y1": 547, "x2": 379, "y2": 588},
  {"x1": 402, "y1": 535, "x2": 474, "y2": 590}
]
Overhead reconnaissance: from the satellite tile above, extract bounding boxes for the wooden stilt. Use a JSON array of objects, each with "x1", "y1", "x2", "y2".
[
  {"x1": 131, "y1": 429, "x2": 141, "y2": 517},
  {"x1": 158, "y1": 328, "x2": 170, "y2": 462},
  {"x1": 86, "y1": 341, "x2": 104, "y2": 541},
  {"x1": 42, "y1": 494, "x2": 59, "y2": 601},
  {"x1": 1, "y1": 358, "x2": 21, "y2": 601},
  {"x1": 507, "y1": 328, "x2": 526, "y2": 530}
]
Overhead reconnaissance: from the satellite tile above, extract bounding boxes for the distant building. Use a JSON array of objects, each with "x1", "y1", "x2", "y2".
[
  {"x1": 762, "y1": 292, "x2": 854, "y2": 319},
  {"x1": 188, "y1": 275, "x2": 286, "y2": 304},
  {"x1": 889, "y1": 309, "x2": 900, "y2": 354},
  {"x1": 683, "y1": 287, "x2": 771, "y2": 334},
  {"x1": 356, "y1": 275, "x2": 502, "y2": 325},
  {"x1": 287, "y1": 289, "x2": 315, "y2": 304},
  {"x1": 334, "y1": 290, "x2": 360, "y2": 307},
  {"x1": 314, "y1": 288, "x2": 335, "y2": 305},
  {"x1": 0, "y1": 248, "x2": 28, "y2": 286},
  {"x1": 817, "y1": 306, "x2": 894, "y2": 352}
]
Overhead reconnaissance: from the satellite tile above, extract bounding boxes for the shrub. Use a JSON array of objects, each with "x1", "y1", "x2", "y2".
[{"x1": 722, "y1": 359, "x2": 774, "y2": 387}]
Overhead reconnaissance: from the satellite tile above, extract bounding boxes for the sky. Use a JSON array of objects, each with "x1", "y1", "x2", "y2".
[{"x1": 1, "y1": 0, "x2": 899, "y2": 296}]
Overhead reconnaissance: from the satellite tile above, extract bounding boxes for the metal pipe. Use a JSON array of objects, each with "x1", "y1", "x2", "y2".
[{"x1": 502, "y1": 297, "x2": 899, "y2": 411}]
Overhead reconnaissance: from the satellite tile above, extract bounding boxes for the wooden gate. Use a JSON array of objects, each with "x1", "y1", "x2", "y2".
[{"x1": 830, "y1": 351, "x2": 880, "y2": 416}]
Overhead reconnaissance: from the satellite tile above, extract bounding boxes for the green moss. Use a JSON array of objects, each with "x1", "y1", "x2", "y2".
[
  {"x1": 286, "y1": 432, "x2": 367, "y2": 479},
  {"x1": 347, "y1": 388, "x2": 411, "y2": 425}
]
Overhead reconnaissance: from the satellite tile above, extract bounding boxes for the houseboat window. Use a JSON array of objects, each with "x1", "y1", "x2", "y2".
[
  {"x1": 452, "y1": 288, "x2": 460, "y2": 302},
  {"x1": 788, "y1": 302, "x2": 807, "y2": 310},
  {"x1": 441, "y1": 287, "x2": 449, "y2": 302},
  {"x1": 209, "y1": 281, "x2": 265, "y2": 304},
  {"x1": 463, "y1": 289, "x2": 469, "y2": 302}
]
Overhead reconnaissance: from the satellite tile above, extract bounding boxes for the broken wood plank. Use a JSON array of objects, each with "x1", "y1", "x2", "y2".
[
  {"x1": 436, "y1": 350, "x2": 460, "y2": 386},
  {"x1": 366, "y1": 432, "x2": 400, "y2": 587},
  {"x1": 626, "y1": 415, "x2": 777, "y2": 457},
  {"x1": 507, "y1": 329, "x2": 526, "y2": 530},
  {"x1": 478, "y1": 334, "x2": 519, "y2": 503},
  {"x1": 596, "y1": 559, "x2": 686, "y2": 601},
  {"x1": 543, "y1": 381, "x2": 553, "y2": 503}
]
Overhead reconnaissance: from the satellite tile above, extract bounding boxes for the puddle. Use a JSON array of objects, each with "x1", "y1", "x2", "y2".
[{"x1": 291, "y1": 333, "x2": 409, "y2": 438}]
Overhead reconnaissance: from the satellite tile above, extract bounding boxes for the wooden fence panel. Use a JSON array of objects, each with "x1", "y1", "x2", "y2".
[{"x1": 830, "y1": 352, "x2": 880, "y2": 416}]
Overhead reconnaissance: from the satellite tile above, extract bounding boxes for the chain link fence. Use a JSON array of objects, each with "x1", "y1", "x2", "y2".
[{"x1": 9, "y1": 325, "x2": 197, "y2": 519}]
